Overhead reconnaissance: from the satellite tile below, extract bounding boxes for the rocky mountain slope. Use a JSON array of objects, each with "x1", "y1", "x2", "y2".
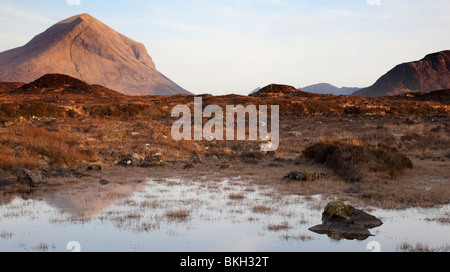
[
  {"x1": 354, "y1": 50, "x2": 450, "y2": 97},
  {"x1": 0, "y1": 13, "x2": 191, "y2": 96}
]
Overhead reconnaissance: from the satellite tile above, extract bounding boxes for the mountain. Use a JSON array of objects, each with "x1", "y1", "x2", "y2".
[
  {"x1": 301, "y1": 83, "x2": 360, "y2": 96},
  {"x1": 249, "y1": 84, "x2": 318, "y2": 98},
  {"x1": 0, "y1": 13, "x2": 191, "y2": 96},
  {"x1": 354, "y1": 50, "x2": 450, "y2": 97}
]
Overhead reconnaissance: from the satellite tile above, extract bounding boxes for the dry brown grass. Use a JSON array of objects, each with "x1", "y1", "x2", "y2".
[
  {"x1": 166, "y1": 209, "x2": 190, "y2": 222},
  {"x1": 397, "y1": 242, "x2": 450, "y2": 252},
  {"x1": 252, "y1": 205, "x2": 273, "y2": 214},
  {"x1": 281, "y1": 234, "x2": 313, "y2": 241},
  {"x1": 228, "y1": 193, "x2": 246, "y2": 200},
  {"x1": 0, "y1": 231, "x2": 13, "y2": 239},
  {"x1": 0, "y1": 126, "x2": 90, "y2": 170},
  {"x1": 267, "y1": 221, "x2": 290, "y2": 231}
]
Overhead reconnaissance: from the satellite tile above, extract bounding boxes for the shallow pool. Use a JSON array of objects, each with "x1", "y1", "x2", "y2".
[{"x1": 0, "y1": 178, "x2": 449, "y2": 252}]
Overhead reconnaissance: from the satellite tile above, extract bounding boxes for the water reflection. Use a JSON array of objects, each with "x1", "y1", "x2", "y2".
[
  {"x1": 0, "y1": 178, "x2": 449, "y2": 252},
  {"x1": 45, "y1": 181, "x2": 146, "y2": 220}
]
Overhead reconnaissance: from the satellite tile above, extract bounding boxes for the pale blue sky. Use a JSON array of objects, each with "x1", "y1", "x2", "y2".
[{"x1": 1, "y1": 0, "x2": 449, "y2": 95}]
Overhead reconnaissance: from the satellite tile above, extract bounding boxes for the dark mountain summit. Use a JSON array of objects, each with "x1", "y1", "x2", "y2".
[{"x1": 354, "y1": 50, "x2": 450, "y2": 97}]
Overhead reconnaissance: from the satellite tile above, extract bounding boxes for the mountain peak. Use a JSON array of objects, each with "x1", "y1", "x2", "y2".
[
  {"x1": 0, "y1": 14, "x2": 191, "y2": 96},
  {"x1": 59, "y1": 13, "x2": 95, "y2": 23}
]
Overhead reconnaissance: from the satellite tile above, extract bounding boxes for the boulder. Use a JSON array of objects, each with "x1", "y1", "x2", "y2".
[
  {"x1": 283, "y1": 169, "x2": 330, "y2": 181},
  {"x1": 12, "y1": 167, "x2": 43, "y2": 187},
  {"x1": 309, "y1": 201, "x2": 383, "y2": 240}
]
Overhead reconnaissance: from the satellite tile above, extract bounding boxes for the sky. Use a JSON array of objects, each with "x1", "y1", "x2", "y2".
[{"x1": 0, "y1": 0, "x2": 449, "y2": 95}]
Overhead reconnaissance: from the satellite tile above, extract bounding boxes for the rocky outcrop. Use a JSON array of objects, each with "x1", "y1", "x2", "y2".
[
  {"x1": 354, "y1": 50, "x2": 450, "y2": 97},
  {"x1": 309, "y1": 201, "x2": 383, "y2": 240}
]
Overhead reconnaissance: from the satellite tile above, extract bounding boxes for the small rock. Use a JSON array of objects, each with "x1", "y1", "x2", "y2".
[
  {"x1": 117, "y1": 153, "x2": 145, "y2": 167},
  {"x1": 283, "y1": 169, "x2": 329, "y2": 182},
  {"x1": 87, "y1": 164, "x2": 102, "y2": 171},
  {"x1": 12, "y1": 167, "x2": 42, "y2": 187},
  {"x1": 151, "y1": 153, "x2": 163, "y2": 161},
  {"x1": 99, "y1": 179, "x2": 110, "y2": 185},
  {"x1": 191, "y1": 152, "x2": 203, "y2": 164},
  {"x1": 287, "y1": 131, "x2": 302, "y2": 137},
  {"x1": 117, "y1": 159, "x2": 133, "y2": 167}
]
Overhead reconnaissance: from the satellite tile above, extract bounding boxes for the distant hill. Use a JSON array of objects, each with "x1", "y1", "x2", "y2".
[
  {"x1": 249, "y1": 84, "x2": 318, "y2": 98},
  {"x1": 9, "y1": 73, "x2": 127, "y2": 101},
  {"x1": 249, "y1": 87, "x2": 261, "y2": 96},
  {"x1": 354, "y1": 50, "x2": 450, "y2": 97},
  {"x1": 0, "y1": 13, "x2": 191, "y2": 96},
  {"x1": 301, "y1": 83, "x2": 361, "y2": 96}
]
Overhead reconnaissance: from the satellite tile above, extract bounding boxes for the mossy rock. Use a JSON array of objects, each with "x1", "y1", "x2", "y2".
[
  {"x1": 323, "y1": 201, "x2": 354, "y2": 220},
  {"x1": 283, "y1": 169, "x2": 330, "y2": 182}
]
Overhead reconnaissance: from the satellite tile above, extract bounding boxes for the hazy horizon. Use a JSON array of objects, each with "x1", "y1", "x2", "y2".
[{"x1": 1, "y1": 0, "x2": 449, "y2": 95}]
